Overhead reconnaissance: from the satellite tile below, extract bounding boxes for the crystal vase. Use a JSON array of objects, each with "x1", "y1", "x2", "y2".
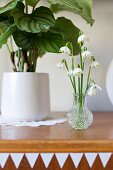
[{"x1": 67, "y1": 94, "x2": 93, "y2": 129}]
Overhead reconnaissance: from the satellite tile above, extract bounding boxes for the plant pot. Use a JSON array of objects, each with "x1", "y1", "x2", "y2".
[
  {"x1": 106, "y1": 60, "x2": 113, "y2": 105},
  {"x1": 1, "y1": 72, "x2": 50, "y2": 121}
]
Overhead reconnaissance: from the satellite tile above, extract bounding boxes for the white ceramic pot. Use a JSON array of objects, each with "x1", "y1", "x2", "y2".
[
  {"x1": 106, "y1": 60, "x2": 113, "y2": 105},
  {"x1": 1, "y1": 72, "x2": 50, "y2": 121}
]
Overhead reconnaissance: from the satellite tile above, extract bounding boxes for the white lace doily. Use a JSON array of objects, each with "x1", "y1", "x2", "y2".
[{"x1": 0, "y1": 113, "x2": 67, "y2": 127}]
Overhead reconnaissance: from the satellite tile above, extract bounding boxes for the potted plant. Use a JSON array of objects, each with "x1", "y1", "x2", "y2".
[{"x1": 0, "y1": 0, "x2": 94, "y2": 121}]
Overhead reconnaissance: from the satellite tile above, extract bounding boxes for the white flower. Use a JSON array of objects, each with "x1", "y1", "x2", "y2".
[
  {"x1": 67, "y1": 68, "x2": 83, "y2": 77},
  {"x1": 67, "y1": 69, "x2": 74, "y2": 76},
  {"x1": 82, "y1": 51, "x2": 93, "y2": 60},
  {"x1": 88, "y1": 84, "x2": 102, "y2": 96},
  {"x1": 56, "y1": 62, "x2": 64, "y2": 69},
  {"x1": 78, "y1": 34, "x2": 89, "y2": 43},
  {"x1": 73, "y1": 68, "x2": 84, "y2": 76},
  {"x1": 59, "y1": 46, "x2": 71, "y2": 55},
  {"x1": 91, "y1": 61, "x2": 100, "y2": 68}
]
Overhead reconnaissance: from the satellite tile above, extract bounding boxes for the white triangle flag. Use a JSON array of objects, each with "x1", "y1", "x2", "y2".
[
  {"x1": 99, "y1": 153, "x2": 112, "y2": 167},
  {"x1": 70, "y1": 153, "x2": 83, "y2": 167},
  {"x1": 26, "y1": 153, "x2": 39, "y2": 168},
  {"x1": 55, "y1": 153, "x2": 69, "y2": 168},
  {"x1": 0, "y1": 153, "x2": 9, "y2": 168},
  {"x1": 10, "y1": 153, "x2": 24, "y2": 168},
  {"x1": 40, "y1": 153, "x2": 54, "y2": 168},
  {"x1": 85, "y1": 153, "x2": 97, "y2": 167}
]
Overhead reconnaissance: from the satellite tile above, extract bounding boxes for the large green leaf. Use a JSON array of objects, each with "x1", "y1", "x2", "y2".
[
  {"x1": 36, "y1": 31, "x2": 66, "y2": 53},
  {"x1": 13, "y1": 29, "x2": 64, "y2": 53},
  {"x1": 12, "y1": 3, "x2": 55, "y2": 33},
  {"x1": 0, "y1": 20, "x2": 12, "y2": 34},
  {"x1": 54, "y1": 17, "x2": 80, "y2": 55},
  {"x1": 49, "y1": 0, "x2": 94, "y2": 25},
  {"x1": 0, "y1": 24, "x2": 16, "y2": 47},
  {"x1": 0, "y1": 0, "x2": 17, "y2": 14},
  {"x1": 76, "y1": 0, "x2": 94, "y2": 25},
  {"x1": 0, "y1": 13, "x2": 9, "y2": 22},
  {"x1": 13, "y1": 29, "x2": 35, "y2": 49},
  {"x1": 13, "y1": 18, "x2": 80, "y2": 54},
  {"x1": 25, "y1": 0, "x2": 40, "y2": 7},
  {"x1": 50, "y1": 0, "x2": 82, "y2": 13},
  {"x1": 13, "y1": 29, "x2": 46, "y2": 57}
]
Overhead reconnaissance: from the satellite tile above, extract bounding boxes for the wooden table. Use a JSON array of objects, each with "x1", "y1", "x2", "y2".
[{"x1": 0, "y1": 112, "x2": 113, "y2": 170}]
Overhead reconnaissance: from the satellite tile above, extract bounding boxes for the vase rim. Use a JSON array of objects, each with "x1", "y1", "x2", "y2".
[{"x1": 3, "y1": 72, "x2": 49, "y2": 75}]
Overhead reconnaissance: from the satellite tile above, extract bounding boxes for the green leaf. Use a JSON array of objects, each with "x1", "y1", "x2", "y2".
[
  {"x1": 54, "y1": 17, "x2": 80, "y2": 55},
  {"x1": 49, "y1": 0, "x2": 94, "y2": 25},
  {"x1": 13, "y1": 18, "x2": 80, "y2": 54},
  {"x1": 76, "y1": 0, "x2": 94, "y2": 25},
  {"x1": 12, "y1": 4, "x2": 55, "y2": 33},
  {"x1": 13, "y1": 29, "x2": 65, "y2": 53},
  {"x1": 0, "y1": 13, "x2": 9, "y2": 22},
  {"x1": 25, "y1": 0, "x2": 40, "y2": 7},
  {"x1": 13, "y1": 29, "x2": 34, "y2": 49},
  {"x1": 36, "y1": 31, "x2": 66, "y2": 53},
  {"x1": 13, "y1": 29, "x2": 46, "y2": 57},
  {"x1": 0, "y1": 24, "x2": 16, "y2": 47},
  {"x1": 0, "y1": 20, "x2": 12, "y2": 34},
  {"x1": 50, "y1": 0, "x2": 82, "y2": 13},
  {"x1": 0, "y1": 0, "x2": 17, "y2": 14}
]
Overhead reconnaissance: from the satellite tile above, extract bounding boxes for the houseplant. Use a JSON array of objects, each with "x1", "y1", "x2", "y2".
[
  {"x1": 57, "y1": 34, "x2": 101, "y2": 129},
  {"x1": 0, "y1": 0, "x2": 94, "y2": 120}
]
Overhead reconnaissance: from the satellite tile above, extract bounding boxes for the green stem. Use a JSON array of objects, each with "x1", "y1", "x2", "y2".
[
  {"x1": 72, "y1": 57, "x2": 74, "y2": 70},
  {"x1": 32, "y1": 48, "x2": 38, "y2": 72},
  {"x1": 79, "y1": 44, "x2": 83, "y2": 104},
  {"x1": 18, "y1": 48, "x2": 25, "y2": 72},
  {"x1": 25, "y1": 3, "x2": 28, "y2": 14},
  {"x1": 85, "y1": 66, "x2": 91, "y2": 93},
  {"x1": 78, "y1": 77, "x2": 81, "y2": 103},
  {"x1": 29, "y1": 50, "x2": 32, "y2": 71},
  {"x1": 63, "y1": 59, "x2": 76, "y2": 94},
  {"x1": 10, "y1": 36, "x2": 13, "y2": 52},
  {"x1": 72, "y1": 57, "x2": 76, "y2": 93},
  {"x1": 32, "y1": 5, "x2": 36, "y2": 12}
]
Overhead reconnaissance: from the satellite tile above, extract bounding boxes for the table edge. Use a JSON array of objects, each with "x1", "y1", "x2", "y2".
[{"x1": 0, "y1": 139, "x2": 113, "y2": 153}]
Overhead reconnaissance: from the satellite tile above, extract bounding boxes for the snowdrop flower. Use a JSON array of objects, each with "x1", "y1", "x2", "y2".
[
  {"x1": 91, "y1": 61, "x2": 100, "y2": 68},
  {"x1": 67, "y1": 68, "x2": 83, "y2": 77},
  {"x1": 78, "y1": 34, "x2": 89, "y2": 43},
  {"x1": 73, "y1": 68, "x2": 84, "y2": 76},
  {"x1": 82, "y1": 51, "x2": 93, "y2": 60},
  {"x1": 67, "y1": 69, "x2": 74, "y2": 77},
  {"x1": 59, "y1": 46, "x2": 71, "y2": 55},
  {"x1": 88, "y1": 84, "x2": 102, "y2": 96},
  {"x1": 56, "y1": 62, "x2": 64, "y2": 69}
]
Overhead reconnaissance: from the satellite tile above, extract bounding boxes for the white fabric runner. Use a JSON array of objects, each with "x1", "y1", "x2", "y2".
[{"x1": 0, "y1": 112, "x2": 67, "y2": 127}]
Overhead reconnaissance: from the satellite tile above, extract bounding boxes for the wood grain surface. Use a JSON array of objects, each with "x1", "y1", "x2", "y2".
[{"x1": 0, "y1": 112, "x2": 113, "y2": 152}]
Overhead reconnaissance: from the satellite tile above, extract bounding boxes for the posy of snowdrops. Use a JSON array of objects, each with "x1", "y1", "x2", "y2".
[{"x1": 57, "y1": 32, "x2": 102, "y2": 104}]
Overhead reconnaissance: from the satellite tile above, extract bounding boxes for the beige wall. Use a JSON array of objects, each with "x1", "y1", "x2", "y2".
[{"x1": 0, "y1": 0, "x2": 113, "y2": 112}]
